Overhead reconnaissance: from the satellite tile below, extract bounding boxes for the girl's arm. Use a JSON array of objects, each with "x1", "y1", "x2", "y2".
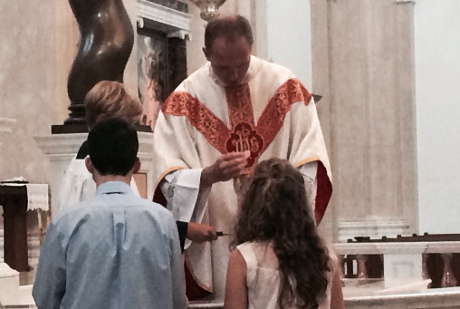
[
  {"x1": 330, "y1": 265, "x2": 345, "y2": 309},
  {"x1": 224, "y1": 248, "x2": 248, "y2": 309}
]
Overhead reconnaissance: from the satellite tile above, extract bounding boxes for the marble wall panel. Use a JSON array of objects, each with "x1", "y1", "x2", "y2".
[
  {"x1": 311, "y1": 0, "x2": 418, "y2": 239},
  {"x1": 0, "y1": 0, "x2": 58, "y2": 184}
]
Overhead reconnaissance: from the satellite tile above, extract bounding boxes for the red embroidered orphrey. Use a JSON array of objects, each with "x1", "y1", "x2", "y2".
[{"x1": 162, "y1": 78, "x2": 312, "y2": 169}]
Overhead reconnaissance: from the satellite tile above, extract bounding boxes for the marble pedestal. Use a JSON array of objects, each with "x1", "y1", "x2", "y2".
[
  {"x1": 34, "y1": 131, "x2": 154, "y2": 216},
  {"x1": 0, "y1": 262, "x2": 20, "y2": 305},
  {"x1": 33, "y1": 132, "x2": 87, "y2": 215},
  {"x1": 0, "y1": 244, "x2": 35, "y2": 308}
]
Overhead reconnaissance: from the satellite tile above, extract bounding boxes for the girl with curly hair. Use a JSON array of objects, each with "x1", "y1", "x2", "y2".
[{"x1": 224, "y1": 158, "x2": 344, "y2": 309}]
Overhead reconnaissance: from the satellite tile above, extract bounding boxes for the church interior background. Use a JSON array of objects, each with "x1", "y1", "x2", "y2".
[{"x1": 1, "y1": 0, "x2": 460, "y2": 307}]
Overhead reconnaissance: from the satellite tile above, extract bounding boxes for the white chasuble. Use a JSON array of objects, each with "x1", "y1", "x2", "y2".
[{"x1": 152, "y1": 56, "x2": 332, "y2": 298}]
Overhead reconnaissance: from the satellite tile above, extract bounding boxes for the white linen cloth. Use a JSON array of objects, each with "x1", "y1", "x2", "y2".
[{"x1": 1, "y1": 183, "x2": 49, "y2": 211}]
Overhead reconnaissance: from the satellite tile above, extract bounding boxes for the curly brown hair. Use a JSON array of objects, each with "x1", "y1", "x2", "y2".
[{"x1": 233, "y1": 158, "x2": 330, "y2": 309}]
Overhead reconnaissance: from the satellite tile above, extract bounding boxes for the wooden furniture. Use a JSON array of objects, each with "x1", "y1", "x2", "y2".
[
  {"x1": 0, "y1": 183, "x2": 48, "y2": 273},
  {"x1": 0, "y1": 185, "x2": 30, "y2": 271}
]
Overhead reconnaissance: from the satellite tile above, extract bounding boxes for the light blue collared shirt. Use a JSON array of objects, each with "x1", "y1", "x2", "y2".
[{"x1": 33, "y1": 181, "x2": 187, "y2": 309}]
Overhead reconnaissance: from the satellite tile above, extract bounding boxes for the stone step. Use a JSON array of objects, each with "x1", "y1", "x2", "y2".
[
  {"x1": 188, "y1": 300, "x2": 224, "y2": 309},
  {"x1": 1, "y1": 285, "x2": 36, "y2": 309}
]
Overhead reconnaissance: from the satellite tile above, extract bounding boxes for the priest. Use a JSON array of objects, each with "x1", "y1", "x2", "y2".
[{"x1": 152, "y1": 14, "x2": 332, "y2": 300}]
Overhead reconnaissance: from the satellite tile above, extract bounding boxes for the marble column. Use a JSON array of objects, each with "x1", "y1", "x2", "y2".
[
  {"x1": 0, "y1": 117, "x2": 16, "y2": 261},
  {"x1": 0, "y1": 118, "x2": 27, "y2": 305},
  {"x1": 311, "y1": 0, "x2": 418, "y2": 241}
]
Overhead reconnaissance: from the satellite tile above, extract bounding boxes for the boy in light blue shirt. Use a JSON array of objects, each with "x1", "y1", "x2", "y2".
[{"x1": 33, "y1": 118, "x2": 187, "y2": 309}]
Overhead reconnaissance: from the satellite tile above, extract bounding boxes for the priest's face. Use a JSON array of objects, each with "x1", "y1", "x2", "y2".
[{"x1": 204, "y1": 36, "x2": 251, "y2": 87}]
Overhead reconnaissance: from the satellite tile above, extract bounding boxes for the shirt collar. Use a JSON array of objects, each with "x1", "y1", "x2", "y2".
[{"x1": 96, "y1": 181, "x2": 133, "y2": 196}]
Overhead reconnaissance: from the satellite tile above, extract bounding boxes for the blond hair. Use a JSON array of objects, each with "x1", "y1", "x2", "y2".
[{"x1": 84, "y1": 81, "x2": 143, "y2": 130}]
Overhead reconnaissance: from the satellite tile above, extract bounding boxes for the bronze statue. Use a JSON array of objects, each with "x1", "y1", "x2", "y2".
[{"x1": 65, "y1": 0, "x2": 134, "y2": 124}]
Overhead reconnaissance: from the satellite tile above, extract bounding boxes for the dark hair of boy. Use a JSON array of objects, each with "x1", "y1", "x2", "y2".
[{"x1": 87, "y1": 118, "x2": 139, "y2": 176}]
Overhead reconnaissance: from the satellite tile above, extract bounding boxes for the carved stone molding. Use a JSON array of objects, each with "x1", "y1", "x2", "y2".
[
  {"x1": 137, "y1": 0, "x2": 191, "y2": 32},
  {"x1": 34, "y1": 133, "x2": 87, "y2": 157},
  {"x1": 338, "y1": 220, "x2": 410, "y2": 243}
]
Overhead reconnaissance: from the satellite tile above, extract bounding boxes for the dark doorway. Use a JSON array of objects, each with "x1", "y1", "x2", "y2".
[{"x1": 137, "y1": 27, "x2": 187, "y2": 130}]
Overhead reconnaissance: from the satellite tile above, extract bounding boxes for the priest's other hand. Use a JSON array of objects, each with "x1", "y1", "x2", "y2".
[
  {"x1": 187, "y1": 222, "x2": 218, "y2": 243},
  {"x1": 201, "y1": 152, "x2": 249, "y2": 186}
]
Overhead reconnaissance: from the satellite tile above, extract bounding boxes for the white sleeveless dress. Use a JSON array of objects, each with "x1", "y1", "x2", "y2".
[{"x1": 237, "y1": 241, "x2": 333, "y2": 309}]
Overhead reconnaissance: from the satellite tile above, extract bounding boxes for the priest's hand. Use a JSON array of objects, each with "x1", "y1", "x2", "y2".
[
  {"x1": 186, "y1": 222, "x2": 218, "y2": 243},
  {"x1": 201, "y1": 151, "x2": 249, "y2": 186}
]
